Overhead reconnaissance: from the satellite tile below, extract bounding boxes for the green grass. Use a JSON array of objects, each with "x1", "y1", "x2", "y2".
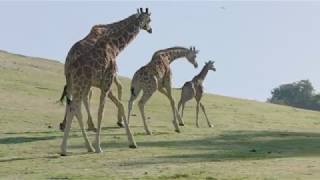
[{"x1": 1, "y1": 50, "x2": 320, "y2": 179}]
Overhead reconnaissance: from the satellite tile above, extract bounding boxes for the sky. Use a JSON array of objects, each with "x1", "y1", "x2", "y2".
[{"x1": 0, "y1": 1, "x2": 320, "y2": 101}]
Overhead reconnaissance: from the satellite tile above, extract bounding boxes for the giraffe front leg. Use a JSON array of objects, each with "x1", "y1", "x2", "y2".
[
  {"x1": 176, "y1": 108, "x2": 184, "y2": 126},
  {"x1": 158, "y1": 88, "x2": 181, "y2": 133},
  {"x1": 109, "y1": 94, "x2": 137, "y2": 148},
  {"x1": 200, "y1": 102, "x2": 213, "y2": 128},
  {"x1": 170, "y1": 98, "x2": 181, "y2": 132},
  {"x1": 181, "y1": 102, "x2": 185, "y2": 119},
  {"x1": 114, "y1": 76, "x2": 124, "y2": 127}
]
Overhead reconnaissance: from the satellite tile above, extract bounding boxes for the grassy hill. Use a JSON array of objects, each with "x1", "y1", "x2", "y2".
[{"x1": 1, "y1": 50, "x2": 320, "y2": 179}]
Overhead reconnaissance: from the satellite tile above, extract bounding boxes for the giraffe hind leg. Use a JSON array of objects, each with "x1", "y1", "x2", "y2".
[
  {"x1": 94, "y1": 90, "x2": 107, "y2": 153},
  {"x1": 177, "y1": 100, "x2": 185, "y2": 126},
  {"x1": 74, "y1": 97, "x2": 95, "y2": 153},
  {"x1": 127, "y1": 85, "x2": 141, "y2": 125},
  {"x1": 200, "y1": 102, "x2": 213, "y2": 128},
  {"x1": 138, "y1": 91, "x2": 153, "y2": 135},
  {"x1": 84, "y1": 89, "x2": 96, "y2": 132},
  {"x1": 196, "y1": 101, "x2": 200, "y2": 128},
  {"x1": 59, "y1": 86, "x2": 71, "y2": 132}
]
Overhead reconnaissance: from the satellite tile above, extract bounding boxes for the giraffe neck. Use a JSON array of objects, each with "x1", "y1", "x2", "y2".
[
  {"x1": 155, "y1": 47, "x2": 189, "y2": 63},
  {"x1": 96, "y1": 15, "x2": 141, "y2": 58},
  {"x1": 97, "y1": 14, "x2": 137, "y2": 36},
  {"x1": 193, "y1": 65, "x2": 209, "y2": 83},
  {"x1": 83, "y1": 14, "x2": 137, "y2": 45}
]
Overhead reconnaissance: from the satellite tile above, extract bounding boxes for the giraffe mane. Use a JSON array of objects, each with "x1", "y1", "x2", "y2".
[{"x1": 152, "y1": 46, "x2": 189, "y2": 58}]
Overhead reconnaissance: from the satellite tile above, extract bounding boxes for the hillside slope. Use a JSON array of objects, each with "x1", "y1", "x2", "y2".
[{"x1": 1, "y1": 50, "x2": 320, "y2": 179}]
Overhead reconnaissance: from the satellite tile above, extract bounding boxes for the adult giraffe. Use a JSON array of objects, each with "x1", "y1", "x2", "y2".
[
  {"x1": 59, "y1": 10, "x2": 139, "y2": 131},
  {"x1": 60, "y1": 8, "x2": 152, "y2": 156}
]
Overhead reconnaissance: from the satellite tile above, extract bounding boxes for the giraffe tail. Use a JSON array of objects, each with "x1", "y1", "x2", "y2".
[
  {"x1": 130, "y1": 87, "x2": 136, "y2": 97},
  {"x1": 58, "y1": 85, "x2": 67, "y2": 104},
  {"x1": 129, "y1": 83, "x2": 141, "y2": 99}
]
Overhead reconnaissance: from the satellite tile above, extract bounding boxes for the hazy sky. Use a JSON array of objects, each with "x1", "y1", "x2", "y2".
[{"x1": 1, "y1": 1, "x2": 320, "y2": 101}]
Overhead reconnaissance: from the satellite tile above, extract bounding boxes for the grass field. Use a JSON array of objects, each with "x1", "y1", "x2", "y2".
[{"x1": 1, "y1": 50, "x2": 320, "y2": 180}]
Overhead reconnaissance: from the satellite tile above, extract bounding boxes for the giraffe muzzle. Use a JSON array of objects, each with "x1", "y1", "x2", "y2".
[{"x1": 147, "y1": 28, "x2": 152, "y2": 33}]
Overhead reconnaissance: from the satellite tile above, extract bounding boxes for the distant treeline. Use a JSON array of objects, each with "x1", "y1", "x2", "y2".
[{"x1": 268, "y1": 80, "x2": 320, "y2": 111}]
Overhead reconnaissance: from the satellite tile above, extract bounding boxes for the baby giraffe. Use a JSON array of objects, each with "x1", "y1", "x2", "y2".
[
  {"x1": 177, "y1": 60, "x2": 216, "y2": 128},
  {"x1": 128, "y1": 46, "x2": 199, "y2": 135}
]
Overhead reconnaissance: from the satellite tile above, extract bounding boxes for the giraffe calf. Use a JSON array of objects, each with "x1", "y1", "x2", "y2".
[{"x1": 178, "y1": 60, "x2": 216, "y2": 128}]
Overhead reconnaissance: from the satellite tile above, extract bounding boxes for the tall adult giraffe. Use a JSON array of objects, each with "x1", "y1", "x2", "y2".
[
  {"x1": 59, "y1": 11, "x2": 139, "y2": 131},
  {"x1": 127, "y1": 47, "x2": 199, "y2": 135},
  {"x1": 177, "y1": 60, "x2": 216, "y2": 128},
  {"x1": 60, "y1": 8, "x2": 152, "y2": 156}
]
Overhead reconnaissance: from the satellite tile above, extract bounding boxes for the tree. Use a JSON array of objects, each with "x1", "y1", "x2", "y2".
[{"x1": 268, "y1": 80, "x2": 320, "y2": 110}]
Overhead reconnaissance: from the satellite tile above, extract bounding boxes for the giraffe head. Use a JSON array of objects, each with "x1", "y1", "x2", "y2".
[
  {"x1": 136, "y1": 8, "x2": 152, "y2": 33},
  {"x1": 186, "y1": 46, "x2": 199, "y2": 68},
  {"x1": 206, "y1": 60, "x2": 216, "y2": 71}
]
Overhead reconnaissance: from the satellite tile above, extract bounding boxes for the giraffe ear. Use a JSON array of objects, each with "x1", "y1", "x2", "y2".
[
  {"x1": 146, "y1": 8, "x2": 149, "y2": 14},
  {"x1": 140, "y1": 8, "x2": 143, "y2": 13}
]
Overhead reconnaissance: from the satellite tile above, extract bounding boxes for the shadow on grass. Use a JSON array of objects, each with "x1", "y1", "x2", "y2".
[
  {"x1": 110, "y1": 130, "x2": 320, "y2": 165},
  {"x1": 0, "y1": 155, "x2": 60, "y2": 163},
  {"x1": 0, "y1": 136, "x2": 59, "y2": 144}
]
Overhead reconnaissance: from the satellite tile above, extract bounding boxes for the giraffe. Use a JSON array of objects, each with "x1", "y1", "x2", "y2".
[
  {"x1": 60, "y1": 8, "x2": 152, "y2": 156},
  {"x1": 127, "y1": 46, "x2": 199, "y2": 135},
  {"x1": 177, "y1": 60, "x2": 216, "y2": 128},
  {"x1": 59, "y1": 12, "x2": 137, "y2": 131}
]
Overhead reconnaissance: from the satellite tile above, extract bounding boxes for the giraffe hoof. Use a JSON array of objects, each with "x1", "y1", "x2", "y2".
[
  {"x1": 60, "y1": 152, "x2": 67, "y2": 156},
  {"x1": 179, "y1": 123, "x2": 185, "y2": 126},
  {"x1": 59, "y1": 123, "x2": 65, "y2": 132},
  {"x1": 174, "y1": 129, "x2": 181, "y2": 133},
  {"x1": 209, "y1": 124, "x2": 214, "y2": 128},
  {"x1": 129, "y1": 144, "x2": 137, "y2": 149},
  {"x1": 95, "y1": 148, "x2": 103, "y2": 153},
  {"x1": 117, "y1": 122, "x2": 124, "y2": 128},
  {"x1": 146, "y1": 131, "x2": 152, "y2": 135}
]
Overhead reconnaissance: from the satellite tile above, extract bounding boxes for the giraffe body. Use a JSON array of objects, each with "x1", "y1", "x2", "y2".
[
  {"x1": 178, "y1": 61, "x2": 216, "y2": 128},
  {"x1": 60, "y1": 8, "x2": 152, "y2": 155},
  {"x1": 127, "y1": 47, "x2": 199, "y2": 135}
]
